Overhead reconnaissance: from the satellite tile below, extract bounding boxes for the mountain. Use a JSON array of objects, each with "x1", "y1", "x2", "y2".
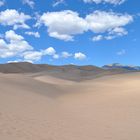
[{"x1": 102, "y1": 63, "x2": 140, "y2": 71}]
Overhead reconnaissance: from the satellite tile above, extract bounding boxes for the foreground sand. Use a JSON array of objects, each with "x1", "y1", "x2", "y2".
[{"x1": 0, "y1": 72, "x2": 140, "y2": 140}]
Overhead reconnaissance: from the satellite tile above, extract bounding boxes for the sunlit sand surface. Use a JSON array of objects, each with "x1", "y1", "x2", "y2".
[{"x1": 0, "y1": 72, "x2": 140, "y2": 140}]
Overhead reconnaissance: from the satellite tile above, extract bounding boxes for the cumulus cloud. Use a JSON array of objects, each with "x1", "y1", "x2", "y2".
[
  {"x1": 5, "y1": 30, "x2": 24, "y2": 41},
  {"x1": 0, "y1": 30, "x2": 33, "y2": 58},
  {"x1": 22, "y1": 48, "x2": 87, "y2": 62},
  {"x1": 0, "y1": 9, "x2": 31, "y2": 29},
  {"x1": 22, "y1": 0, "x2": 35, "y2": 9},
  {"x1": 43, "y1": 47, "x2": 56, "y2": 56},
  {"x1": 21, "y1": 47, "x2": 57, "y2": 62},
  {"x1": 0, "y1": 30, "x2": 87, "y2": 62},
  {"x1": 105, "y1": 27, "x2": 128, "y2": 40},
  {"x1": 83, "y1": 0, "x2": 126, "y2": 5},
  {"x1": 23, "y1": 51, "x2": 42, "y2": 61},
  {"x1": 49, "y1": 32, "x2": 74, "y2": 41},
  {"x1": 92, "y1": 27, "x2": 128, "y2": 41},
  {"x1": 38, "y1": 10, "x2": 88, "y2": 41},
  {"x1": 108, "y1": 27, "x2": 128, "y2": 36},
  {"x1": 86, "y1": 11, "x2": 133, "y2": 33},
  {"x1": 22, "y1": 47, "x2": 73, "y2": 62},
  {"x1": 37, "y1": 10, "x2": 133, "y2": 41},
  {"x1": 0, "y1": 0, "x2": 5, "y2": 7},
  {"x1": 74, "y1": 52, "x2": 86, "y2": 60},
  {"x1": 23, "y1": 47, "x2": 59, "y2": 62},
  {"x1": 25, "y1": 32, "x2": 40, "y2": 38}
]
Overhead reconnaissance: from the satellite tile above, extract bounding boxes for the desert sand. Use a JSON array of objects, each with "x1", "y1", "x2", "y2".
[{"x1": 0, "y1": 71, "x2": 140, "y2": 140}]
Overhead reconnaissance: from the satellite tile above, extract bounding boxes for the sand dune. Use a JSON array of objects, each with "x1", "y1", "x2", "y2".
[
  {"x1": 0, "y1": 62, "x2": 133, "y2": 81},
  {"x1": 0, "y1": 71, "x2": 140, "y2": 140}
]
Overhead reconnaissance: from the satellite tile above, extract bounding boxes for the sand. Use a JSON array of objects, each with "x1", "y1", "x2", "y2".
[{"x1": 0, "y1": 72, "x2": 140, "y2": 140}]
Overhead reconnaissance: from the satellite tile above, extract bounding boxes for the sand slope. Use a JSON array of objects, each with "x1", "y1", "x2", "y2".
[{"x1": 0, "y1": 72, "x2": 140, "y2": 140}]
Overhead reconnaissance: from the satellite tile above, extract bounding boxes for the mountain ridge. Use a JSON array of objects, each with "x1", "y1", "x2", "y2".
[{"x1": 102, "y1": 63, "x2": 140, "y2": 71}]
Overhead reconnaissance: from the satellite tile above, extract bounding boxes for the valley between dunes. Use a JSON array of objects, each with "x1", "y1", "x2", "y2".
[{"x1": 0, "y1": 72, "x2": 140, "y2": 140}]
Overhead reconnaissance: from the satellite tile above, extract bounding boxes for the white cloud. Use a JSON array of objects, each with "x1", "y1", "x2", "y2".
[
  {"x1": 23, "y1": 51, "x2": 42, "y2": 61},
  {"x1": 104, "y1": 27, "x2": 128, "y2": 40},
  {"x1": 5, "y1": 30, "x2": 32, "y2": 52},
  {"x1": 0, "y1": 0, "x2": 5, "y2": 7},
  {"x1": 83, "y1": 0, "x2": 126, "y2": 5},
  {"x1": 5, "y1": 30, "x2": 24, "y2": 41},
  {"x1": 92, "y1": 27, "x2": 128, "y2": 41},
  {"x1": 39, "y1": 10, "x2": 88, "y2": 41},
  {"x1": 53, "y1": 54, "x2": 59, "y2": 59},
  {"x1": 0, "y1": 30, "x2": 33, "y2": 58},
  {"x1": 61, "y1": 51, "x2": 72, "y2": 58},
  {"x1": 21, "y1": 47, "x2": 57, "y2": 62},
  {"x1": 25, "y1": 31, "x2": 40, "y2": 38},
  {"x1": 0, "y1": 30, "x2": 87, "y2": 62},
  {"x1": 86, "y1": 11, "x2": 133, "y2": 33},
  {"x1": 23, "y1": 47, "x2": 59, "y2": 61},
  {"x1": 0, "y1": 9, "x2": 31, "y2": 29},
  {"x1": 38, "y1": 10, "x2": 133, "y2": 41},
  {"x1": 52, "y1": 0, "x2": 65, "y2": 7},
  {"x1": 92, "y1": 35, "x2": 103, "y2": 41},
  {"x1": 74, "y1": 52, "x2": 86, "y2": 60},
  {"x1": 0, "y1": 32, "x2": 56, "y2": 61},
  {"x1": 104, "y1": 35, "x2": 115, "y2": 40},
  {"x1": 49, "y1": 32, "x2": 73, "y2": 41},
  {"x1": 22, "y1": 0, "x2": 35, "y2": 9},
  {"x1": 43, "y1": 47, "x2": 56, "y2": 56},
  {"x1": 109, "y1": 27, "x2": 128, "y2": 36},
  {"x1": 34, "y1": 12, "x2": 42, "y2": 28}
]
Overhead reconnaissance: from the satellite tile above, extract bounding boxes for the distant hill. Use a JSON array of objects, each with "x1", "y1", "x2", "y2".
[
  {"x1": 0, "y1": 62, "x2": 139, "y2": 81},
  {"x1": 0, "y1": 62, "x2": 104, "y2": 73},
  {"x1": 102, "y1": 63, "x2": 140, "y2": 71}
]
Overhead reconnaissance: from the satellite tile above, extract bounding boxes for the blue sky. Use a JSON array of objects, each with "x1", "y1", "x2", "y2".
[{"x1": 0, "y1": 0, "x2": 140, "y2": 66}]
